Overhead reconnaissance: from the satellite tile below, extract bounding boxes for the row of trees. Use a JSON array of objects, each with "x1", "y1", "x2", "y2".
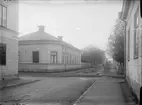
[
  {"x1": 81, "y1": 18, "x2": 125, "y2": 66},
  {"x1": 107, "y1": 19, "x2": 125, "y2": 65},
  {"x1": 81, "y1": 45, "x2": 106, "y2": 65}
]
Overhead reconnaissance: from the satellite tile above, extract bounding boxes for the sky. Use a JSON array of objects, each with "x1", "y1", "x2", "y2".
[{"x1": 18, "y1": 0, "x2": 122, "y2": 50}]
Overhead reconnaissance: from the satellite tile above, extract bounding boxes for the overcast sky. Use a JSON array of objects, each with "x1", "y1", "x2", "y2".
[{"x1": 19, "y1": 1, "x2": 122, "y2": 50}]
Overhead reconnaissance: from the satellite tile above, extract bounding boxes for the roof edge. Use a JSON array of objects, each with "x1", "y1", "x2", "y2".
[
  {"x1": 19, "y1": 40, "x2": 81, "y2": 52},
  {"x1": 120, "y1": 0, "x2": 132, "y2": 20}
]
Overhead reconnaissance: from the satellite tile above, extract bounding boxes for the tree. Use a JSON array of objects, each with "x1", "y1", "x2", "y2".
[
  {"x1": 107, "y1": 19, "x2": 125, "y2": 65},
  {"x1": 81, "y1": 45, "x2": 106, "y2": 65}
]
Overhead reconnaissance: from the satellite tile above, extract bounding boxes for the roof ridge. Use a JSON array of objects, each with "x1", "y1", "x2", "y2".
[{"x1": 19, "y1": 30, "x2": 58, "y2": 41}]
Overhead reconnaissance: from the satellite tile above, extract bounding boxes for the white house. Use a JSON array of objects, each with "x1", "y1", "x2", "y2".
[
  {"x1": 0, "y1": 0, "x2": 19, "y2": 80},
  {"x1": 19, "y1": 26, "x2": 81, "y2": 72},
  {"x1": 121, "y1": 0, "x2": 141, "y2": 101}
]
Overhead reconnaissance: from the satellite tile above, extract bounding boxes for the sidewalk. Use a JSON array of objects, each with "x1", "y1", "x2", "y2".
[
  {"x1": 102, "y1": 72, "x2": 125, "y2": 79},
  {"x1": 73, "y1": 77, "x2": 137, "y2": 105},
  {"x1": 101, "y1": 67, "x2": 125, "y2": 79},
  {"x1": 0, "y1": 77, "x2": 40, "y2": 90}
]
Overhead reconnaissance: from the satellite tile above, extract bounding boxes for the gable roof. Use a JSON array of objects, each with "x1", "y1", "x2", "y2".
[
  {"x1": 19, "y1": 30, "x2": 58, "y2": 41},
  {"x1": 19, "y1": 26, "x2": 81, "y2": 52}
]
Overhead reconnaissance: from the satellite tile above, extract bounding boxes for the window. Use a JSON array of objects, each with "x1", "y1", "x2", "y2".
[
  {"x1": 51, "y1": 51, "x2": 57, "y2": 63},
  {"x1": 128, "y1": 28, "x2": 130, "y2": 61},
  {"x1": 64, "y1": 55, "x2": 66, "y2": 64},
  {"x1": 75, "y1": 56, "x2": 76, "y2": 64},
  {"x1": 62, "y1": 47, "x2": 65, "y2": 52},
  {"x1": 32, "y1": 51, "x2": 39, "y2": 63},
  {"x1": 70, "y1": 54, "x2": 72, "y2": 64},
  {"x1": 2, "y1": 6, "x2": 7, "y2": 27},
  {"x1": 72, "y1": 56, "x2": 74, "y2": 64},
  {"x1": 77, "y1": 56, "x2": 79, "y2": 64},
  {"x1": 67, "y1": 53, "x2": 70, "y2": 64},
  {"x1": 0, "y1": 5, "x2": 7, "y2": 27},
  {"x1": 133, "y1": 8, "x2": 139, "y2": 59},
  {"x1": 71, "y1": 55, "x2": 73, "y2": 64},
  {"x1": 67, "y1": 56, "x2": 68, "y2": 64},
  {"x1": 0, "y1": 5, "x2": 2, "y2": 25},
  {"x1": 18, "y1": 51, "x2": 20, "y2": 62},
  {"x1": 62, "y1": 54, "x2": 64, "y2": 64},
  {"x1": 0, "y1": 43, "x2": 6, "y2": 65}
]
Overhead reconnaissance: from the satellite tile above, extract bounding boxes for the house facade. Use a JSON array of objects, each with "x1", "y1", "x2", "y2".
[
  {"x1": 19, "y1": 26, "x2": 81, "y2": 72},
  {"x1": 121, "y1": 0, "x2": 141, "y2": 100},
  {"x1": 0, "y1": 0, "x2": 19, "y2": 80}
]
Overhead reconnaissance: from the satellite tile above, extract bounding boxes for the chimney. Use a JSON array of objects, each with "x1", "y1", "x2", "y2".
[
  {"x1": 58, "y1": 36, "x2": 63, "y2": 41},
  {"x1": 38, "y1": 25, "x2": 45, "y2": 32}
]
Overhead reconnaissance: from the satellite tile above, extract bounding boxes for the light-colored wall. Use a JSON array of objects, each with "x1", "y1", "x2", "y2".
[
  {"x1": 0, "y1": 35, "x2": 18, "y2": 75},
  {"x1": 0, "y1": 29, "x2": 18, "y2": 80},
  {"x1": 19, "y1": 42, "x2": 81, "y2": 65},
  {"x1": 19, "y1": 41, "x2": 82, "y2": 71},
  {"x1": 125, "y1": 1, "x2": 141, "y2": 99},
  {"x1": 62, "y1": 46, "x2": 81, "y2": 65},
  {"x1": 19, "y1": 42, "x2": 82, "y2": 71},
  {"x1": 19, "y1": 43, "x2": 62, "y2": 64},
  {"x1": 66, "y1": 64, "x2": 81, "y2": 70},
  {"x1": 7, "y1": 1, "x2": 19, "y2": 32},
  {"x1": 0, "y1": 1, "x2": 18, "y2": 80},
  {"x1": 0, "y1": 1, "x2": 19, "y2": 32}
]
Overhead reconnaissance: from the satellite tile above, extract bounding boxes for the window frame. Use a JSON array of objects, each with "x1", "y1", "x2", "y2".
[
  {"x1": 133, "y1": 8, "x2": 139, "y2": 59},
  {"x1": 0, "y1": 4, "x2": 7, "y2": 27},
  {"x1": 70, "y1": 54, "x2": 71, "y2": 64},
  {"x1": 32, "y1": 51, "x2": 39, "y2": 63},
  {"x1": 62, "y1": 54, "x2": 64, "y2": 64},
  {"x1": 0, "y1": 5, "x2": 2, "y2": 25},
  {"x1": 127, "y1": 28, "x2": 130, "y2": 61},
  {"x1": 50, "y1": 51, "x2": 57, "y2": 64}
]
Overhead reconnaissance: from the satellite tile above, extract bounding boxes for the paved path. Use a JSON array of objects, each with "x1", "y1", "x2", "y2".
[
  {"x1": 0, "y1": 66, "x2": 132, "y2": 105},
  {"x1": 74, "y1": 77, "x2": 127, "y2": 105}
]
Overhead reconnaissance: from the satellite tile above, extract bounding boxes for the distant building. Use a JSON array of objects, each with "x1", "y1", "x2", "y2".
[
  {"x1": 19, "y1": 26, "x2": 81, "y2": 72},
  {"x1": 121, "y1": 0, "x2": 141, "y2": 101},
  {"x1": 0, "y1": 1, "x2": 19, "y2": 80}
]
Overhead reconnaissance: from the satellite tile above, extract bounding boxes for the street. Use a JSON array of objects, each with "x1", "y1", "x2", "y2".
[
  {"x1": 0, "y1": 0, "x2": 141, "y2": 105},
  {"x1": 0, "y1": 66, "x2": 136, "y2": 105},
  {"x1": 0, "y1": 77, "x2": 97, "y2": 105}
]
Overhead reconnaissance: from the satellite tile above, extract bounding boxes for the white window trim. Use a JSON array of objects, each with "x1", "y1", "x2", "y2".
[{"x1": 0, "y1": 4, "x2": 7, "y2": 27}]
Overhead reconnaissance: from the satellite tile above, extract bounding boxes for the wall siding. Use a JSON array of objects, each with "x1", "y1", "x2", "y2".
[{"x1": 125, "y1": 1, "x2": 141, "y2": 100}]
